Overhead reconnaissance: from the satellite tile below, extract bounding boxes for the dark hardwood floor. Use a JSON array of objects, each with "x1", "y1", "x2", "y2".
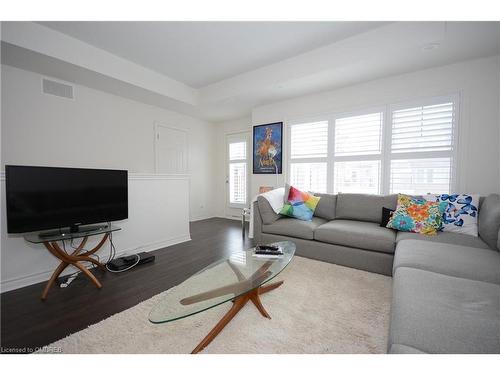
[{"x1": 1, "y1": 218, "x2": 253, "y2": 352}]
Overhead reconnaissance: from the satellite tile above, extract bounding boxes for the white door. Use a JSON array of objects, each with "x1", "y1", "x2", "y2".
[
  {"x1": 155, "y1": 125, "x2": 188, "y2": 174},
  {"x1": 226, "y1": 133, "x2": 249, "y2": 214}
]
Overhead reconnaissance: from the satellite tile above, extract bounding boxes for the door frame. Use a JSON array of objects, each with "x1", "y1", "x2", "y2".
[{"x1": 154, "y1": 122, "x2": 189, "y2": 174}]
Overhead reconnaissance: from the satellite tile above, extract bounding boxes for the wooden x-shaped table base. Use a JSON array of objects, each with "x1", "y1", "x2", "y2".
[
  {"x1": 181, "y1": 260, "x2": 284, "y2": 354},
  {"x1": 41, "y1": 234, "x2": 108, "y2": 300}
]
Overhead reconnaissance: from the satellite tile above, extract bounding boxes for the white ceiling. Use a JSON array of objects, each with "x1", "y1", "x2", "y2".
[
  {"x1": 38, "y1": 21, "x2": 388, "y2": 88},
  {"x1": 3, "y1": 22, "x2": 500, "y2": 122}
]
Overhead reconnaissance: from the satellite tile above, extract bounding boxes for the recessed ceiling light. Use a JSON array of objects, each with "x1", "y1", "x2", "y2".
[{"x1": 421, "y1": 42, "x2": 441, "y2": 51}]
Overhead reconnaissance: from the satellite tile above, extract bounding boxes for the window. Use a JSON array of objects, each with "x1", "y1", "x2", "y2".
[
  {"x1": 334, "y1": 160, "x2": 381, "y2": 194},
  {"x1": 389, "y1": 158, "x2": 452, "y2": 195},
  {"x1": 287, "y1": 96, "x2": 457, "y2": 195},
  {"x1": 289, "y1": 121, "x2": 328, "y2": 192},
  {"x1": 228, "y1": 140, "x2": 247, "y2": 206},
  {"x1": 389, "y1": 101, "x2": 455, "y2": 194},
  {"x1": 334, "y1": 112, "x2": 382, "y2": 156},
  {"x1": 333, "y1": 112, "x2": 383, "y2": 194}
]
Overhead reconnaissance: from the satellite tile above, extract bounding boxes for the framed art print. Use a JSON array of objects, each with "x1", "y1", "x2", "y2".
[{"x1": 253, "y1": 122, "x2": 283, "y2": 174}]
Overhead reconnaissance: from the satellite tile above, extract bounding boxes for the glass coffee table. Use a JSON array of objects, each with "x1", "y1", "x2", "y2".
[{"x1": 149, "y1": 241, "x2": 296, "y2": 353}]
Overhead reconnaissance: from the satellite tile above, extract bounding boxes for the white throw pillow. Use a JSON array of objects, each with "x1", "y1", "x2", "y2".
[{"x1": 425, "y1": 194, "x2": 479, "y2": 237}]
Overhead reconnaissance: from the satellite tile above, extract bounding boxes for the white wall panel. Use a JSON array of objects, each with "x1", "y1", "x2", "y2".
[{"x1": 0, "y1": 174, "x2": 190, "y2": 292}]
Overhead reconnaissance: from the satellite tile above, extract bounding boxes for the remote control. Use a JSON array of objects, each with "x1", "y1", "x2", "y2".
[{"x1": 256, "y1": 244, "x2": 280, "y2": 251}]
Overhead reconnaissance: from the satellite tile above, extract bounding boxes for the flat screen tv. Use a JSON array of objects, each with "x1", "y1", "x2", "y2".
[{"x1": 5, "y1": 165, "x2": 128, "y2": 234}]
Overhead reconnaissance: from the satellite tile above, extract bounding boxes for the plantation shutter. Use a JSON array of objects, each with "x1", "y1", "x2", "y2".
[
  {"x1": 391, "y1": 102, "x2": 454, "y2": 153},
  {"x1": 333, "y1": 112, "x2": 383, "y2": 194},
  {"x1": 228, "y1": 141, "x2": 247, "y2": 205},
  {"x1": 290, "y1": 121, "x2": 328, "y2": 159},
  {"x1": 289, "y1": 121, "x2": 328, "y2": 192},
  {"x1": 389, "y1": 101, "x2": 455, "y2": 194},
  {"x1": 334, "y1": 112, "x2": 383, "y2": 156}
]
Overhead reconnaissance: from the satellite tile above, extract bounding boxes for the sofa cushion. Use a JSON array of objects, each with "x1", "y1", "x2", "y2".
[
  {"x1": 280, "y1": 185, "x2": 321, "y2": 221},
  {"x1": 387, "y1": 194, "x2": 447, "y2": 235},
  {"x1": 389, "y1": 267, "x2": 500, "y2": 353},
  {"x1": 314, "y1": 219, "x2": 396, "y2": 254},
  {"x1": 394, "y1": 239, "x2": 500, "y2": 284},
  {"x1": 389, "y1": 344, "x2": 427, "y2": 354},
  {"x1": 478, "y1": 194, "x2": 500, "y2": 250},
  {"x1": 425, "y1": 194, "x2": 479, "y2": 236},
  {"x1": 262, "y1": 217, "x2": 327, "y2": 240},
  {"x1": 336, "y1": 193, "x2": 398, "y2": 224},
  {"x1": 312, "y1": 193, "x2": 336, "y2": 221},
  {"x1": 257, "y1": 196, "x2": 281, "y2": 225},
  {"x1": 396, "y1": 231, "x2": 490, "y2": 249}
]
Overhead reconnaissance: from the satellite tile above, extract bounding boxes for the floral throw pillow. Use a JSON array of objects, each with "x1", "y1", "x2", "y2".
[
  {"x1": 280, "y1": 185, "x2": 320, "y2": 221},
  {"x1": 425, "y1": 194, "x2": 479, "y2": 237},
  {"x1": 386, "y1": 194, "x2": 447, "y2": 235}
]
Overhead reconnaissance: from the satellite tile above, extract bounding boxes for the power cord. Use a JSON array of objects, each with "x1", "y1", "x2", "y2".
[
  {"x1": 104, "y1": 224, "x2": 142, "y2": 272},
  {"x1": 105, "y1": 253, "x2": 141, "y2": 273},
  {"x1": 107, "y1": 222, "x2": 117, "y2": 264},
  {"x1": 59, "y1": 224, "x2": 141, "y2": 285}
]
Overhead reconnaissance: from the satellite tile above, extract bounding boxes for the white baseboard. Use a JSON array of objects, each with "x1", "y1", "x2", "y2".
[
  {"x1": 0, "y1": 235, "x2": 191, "y2": 293},
  {"x1": 189, "y1": 215, "x2": 216, "y2": 222}
]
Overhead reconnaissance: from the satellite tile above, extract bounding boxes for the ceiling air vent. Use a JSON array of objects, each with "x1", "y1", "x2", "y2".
[{"x1": 42, "y1": 78, "x2": 74, "y2": 100}]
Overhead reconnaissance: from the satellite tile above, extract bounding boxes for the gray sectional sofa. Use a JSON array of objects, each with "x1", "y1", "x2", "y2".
[{"x1": 252, "y1": 192, "x2": 500, "y2": 354}]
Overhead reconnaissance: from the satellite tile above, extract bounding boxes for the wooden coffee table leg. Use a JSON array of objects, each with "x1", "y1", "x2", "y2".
[
  {"x1": 191, "y1": 280, "x2": 284, "y2": 354},
  {"x1": 249, "y1": 289, "x2": 271, "y2": 319},
  {"x1": 258, "y1": 280, "x2": 284, "y2": 295},
  {"x1": 191, "y1": 293, "x2": 249, "y2": 354}
]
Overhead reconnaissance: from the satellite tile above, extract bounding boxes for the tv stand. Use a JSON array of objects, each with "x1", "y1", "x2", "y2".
[
  {"x1": 24, "y1": 225, "x2": 121, "y2": 300},
  {"x1": 38, "y1": 224, "x2": 110, "y2": 239}
]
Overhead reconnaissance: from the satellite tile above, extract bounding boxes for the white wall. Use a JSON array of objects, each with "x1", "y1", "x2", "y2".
[
  {"x1": 213, "y1": 117, "x2": 252, "y2": 218},
  {"x1": 251, "y1": 55, "x2": 500, "y2": 197},
  {"x1": 0, "y1": 174, "x2": 191, "y2": 292},
  {"x1": 0, "y1": 64, "x2": 216, "y2": 291},
  {"x1": 1, "y1": 64, "x2": 216, "y2": 220}
]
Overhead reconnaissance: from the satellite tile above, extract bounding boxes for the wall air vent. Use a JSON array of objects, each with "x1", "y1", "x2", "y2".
[{"x1": 42, "y1": 78, "x2": 74, "y2": 100}]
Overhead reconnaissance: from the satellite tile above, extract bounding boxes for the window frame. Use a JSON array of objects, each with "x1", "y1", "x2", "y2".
[{"x1": 285, "y1": 94, "x2": 460, "y2": 195}]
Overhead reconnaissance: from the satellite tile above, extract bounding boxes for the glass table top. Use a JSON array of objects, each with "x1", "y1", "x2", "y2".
[
  {"x1": 149, "y1": 241, "x2": 296, "y2": 324},
  {"x1": 24, "y1": 224, "x2": 121, "y2": 243}
]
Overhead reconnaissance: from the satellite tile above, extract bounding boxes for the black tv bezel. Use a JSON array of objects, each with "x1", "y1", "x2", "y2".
[{"x1": 5, "y1": 165, "x2": 128, "y2": 234}]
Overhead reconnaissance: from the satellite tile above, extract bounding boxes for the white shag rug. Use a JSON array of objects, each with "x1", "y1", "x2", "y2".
[{"x1": 41, "y1": 256, "x2": 392, "y2": 354}]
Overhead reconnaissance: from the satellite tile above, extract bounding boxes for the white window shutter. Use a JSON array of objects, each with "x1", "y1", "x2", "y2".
[
  {"x1": 391, "y1": 102, "x2": 454, "y2": 153},
  {"x1": 228, "y1": 139, "x2": 247, "y2": 205},
  {"x1": 229, "y1": 162, "x2": 247, "y2": 204},
  {"x1": 334, "y1": 113, "x2": 383, "y2": 156},
  {"x1": 290, "y1": 163, "x2": 327, "y2": 193},
  {"x1": 390, "y1": 158, "x2": 452, "y2": 195},
  {"x1": 290, "y1": 121, "x2": 328, "y2": 159},
  {"x1": 388, "y1": 100, "x2": 455, "y2": 194},
  {"x1": 229, "y1": 142, "x2": 246, "y2": 160},
  {"x1": 289, "y1": 121, "x2": 328, "y2": 192},
  {"x1": 334, "y1": 160, "x2": 381, "y2": 194}
]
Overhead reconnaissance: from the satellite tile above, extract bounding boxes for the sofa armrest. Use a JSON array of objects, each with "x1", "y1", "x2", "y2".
[{"x1": 253, "y1": 200, "x2": 263, "y2": 243}]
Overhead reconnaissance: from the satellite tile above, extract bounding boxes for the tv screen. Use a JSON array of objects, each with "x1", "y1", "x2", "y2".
[{"x1": 5, "y1": 165, "x2": 128, "y2": 233}]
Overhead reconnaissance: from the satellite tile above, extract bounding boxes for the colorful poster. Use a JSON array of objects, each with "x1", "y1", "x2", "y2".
[{"x1": 253, "y1": 122, "x2": 283, "y2": 174}]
